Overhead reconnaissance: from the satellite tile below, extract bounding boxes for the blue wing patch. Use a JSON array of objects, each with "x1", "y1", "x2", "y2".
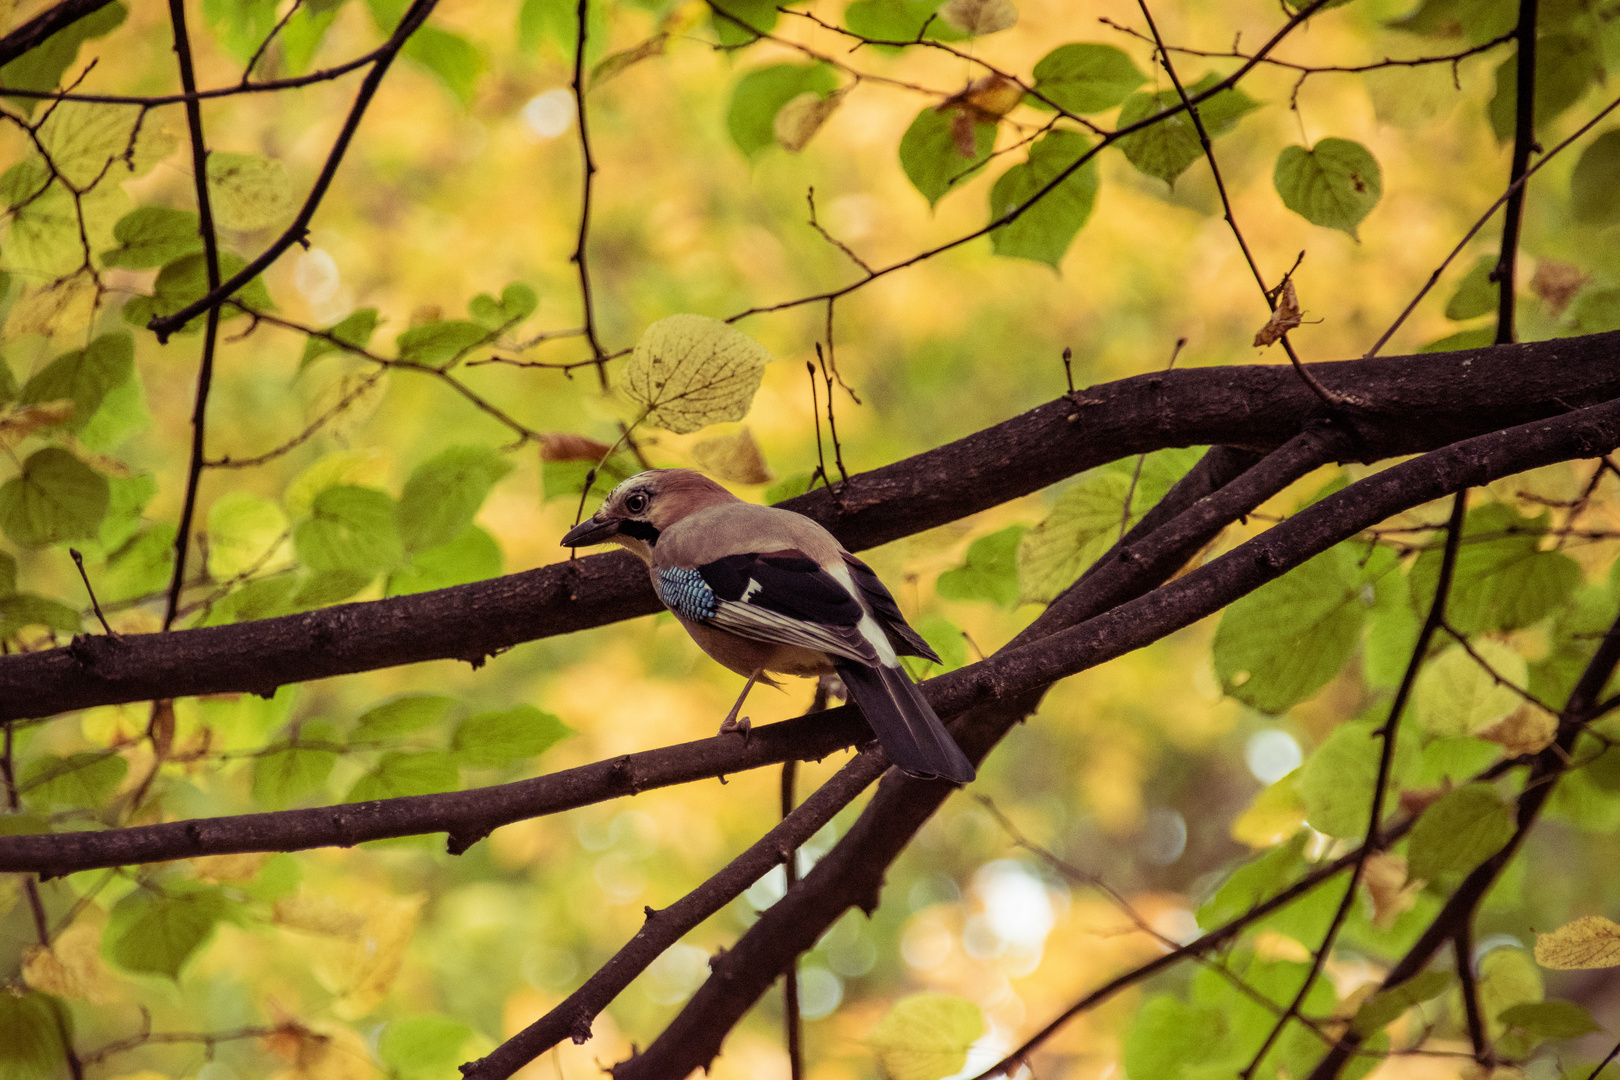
[{"x1": 657, "y1": 567, "x2": 719, "y2": 621}]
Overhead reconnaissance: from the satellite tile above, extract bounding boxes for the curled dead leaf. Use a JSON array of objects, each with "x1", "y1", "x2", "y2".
[
  {"x1": 591, "y1": 34, "x2": 668, "y2": 89},
  {"x1": 0, "y1": 399, "x2": 75, "y2": 449},
  {"x1": 1254, "y1": 279, "x2": 1303, "y2": 347},
  {"x1": 692, "y1": 426, "x2": 773, "y2": 484},
  {"x1": 945, "y1": 74, "x2": 1025, "y2": 120},
  {"x1": 539, "y1": 432, "x2": 613, "y2": 462}
]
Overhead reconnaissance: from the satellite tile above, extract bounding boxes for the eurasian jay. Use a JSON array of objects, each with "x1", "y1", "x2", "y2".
[{"x1": 560, "y1": 469, "x2": 975, "y2": 784}]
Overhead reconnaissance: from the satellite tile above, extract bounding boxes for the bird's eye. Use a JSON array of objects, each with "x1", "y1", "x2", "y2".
[{"x1": 625, "y1": 492, "x2": 649, "y2": 514}]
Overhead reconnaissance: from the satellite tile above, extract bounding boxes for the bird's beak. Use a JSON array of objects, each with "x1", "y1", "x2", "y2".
[{"x1": 561, "y1": 516, "x2": 620, "y2": 547}]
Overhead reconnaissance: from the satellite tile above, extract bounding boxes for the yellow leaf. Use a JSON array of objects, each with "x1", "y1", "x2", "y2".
[
  {"x1": 1361, "y1": 851, "x2": 1421, "y2": 931},
  {"x1": 623, "y1": 314, "x2": 770, "y2": 434},
  {"x1": 22, "y1": 917, "x2": 119, "y2": 1003},
  {"x1": 1535, "y1": 916, "x2": 1620, "y2": 969},
  {"x1": 1414, "y1": 641, "x2": 1526, "y2": 737},
  {"x1": 5, "y1": 270, "x2": 98, "y2": 341},
  {"x1": 191, "y1": 851, "x2": 273, "y2": 883},
  {"x1": 1479, "y1": 705, "x2": 1557, "y2": 756},
  {"x1": 774, "y1": 90, "x2": 844, "y2": 153},
  {"x1": 0, "y1": 400, "x2": 75, "y2": 450},
  {"x1": 304, "y1": 893, "x2": 425, "y2": 1019},
  {"x1": 274, "y1": 892, "x2": 370, "y2": 938},
  {"x1": 865, "y1": 993, "x2": 985, "y2": 1080},
  {"x1": 1231, "y1": 775, "x2": 1305, "y2": 848},
  {"x1": 284, "y1": 450, "x2": 390, "y2": 518},
  {"x1": 208, "y1": 152, "x2": 296, "y2": 232},
  {"x1": 691, "y1": 426, "x2": 774, "y2": 484},
  {"x1": 939, "y1": 0, "x2": 1017, "y2": 35}
]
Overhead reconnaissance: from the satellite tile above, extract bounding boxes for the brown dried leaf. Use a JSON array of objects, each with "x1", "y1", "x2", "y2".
[
  {"x1": 692, "y1": 426, "x2": 773, "y2": 484},
  {"x1": 1362, "y1": 851, "x2": 1422, "y2": 930},
  {"x1": 949, "y1": 108, "x2": 980, "y2": 158},
  {"x1": 590, "y1": 34, "x2": 667, "y2": 89},
  {"x1": 774, "y1": 90, "x2": 844, "y2": 153},
  {"x1": 1398, "y1": 781, "x2": 1451, "y2": 819},
  {"x1": 1254, "y1": 280, "x2": 1303, "y2": 347},
  {"x1": 0, "y1": 399, "x2": 75, "y2": 449},
  {"x1": 961, "y1": 75, "x2": 1025, "y2": 120},
  {"x1": 1529, "y1": 259, "x2": 1588, "y2": 316},
  {"x1": 539, "y1": 432, "x2": 612, "y2": 461},
  {"x1": 939, "y1": 0, "x2": 1018, "y2": 36},
  {"x1": 1535, "y1": 915, "x2": 1620, "y2": 969},
  {"x1": 1479, "y1": 705, "x2": 1557, "y2": 757}
]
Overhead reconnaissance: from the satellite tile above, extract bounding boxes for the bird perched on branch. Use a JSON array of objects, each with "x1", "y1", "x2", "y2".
[{"x1": 561, "y1": 469, "x2": 975, "y2": 783}]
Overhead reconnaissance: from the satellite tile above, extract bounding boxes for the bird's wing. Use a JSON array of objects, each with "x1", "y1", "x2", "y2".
[
  {"x1": 656, "y1": 550, "x2": 879, "y2": 665},
  {"x1": 842, "y1": 553, "x2": 941, "y2": 663}
]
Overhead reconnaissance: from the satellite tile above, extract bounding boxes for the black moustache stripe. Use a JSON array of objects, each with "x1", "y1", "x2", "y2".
[{"x1": 619, "y1": 520, "x2": 661, "y2": 545}]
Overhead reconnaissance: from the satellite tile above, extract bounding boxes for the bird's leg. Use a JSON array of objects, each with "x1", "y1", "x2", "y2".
[{"x1": 719, "y1": 668, "x2": 766, "y2": 739}]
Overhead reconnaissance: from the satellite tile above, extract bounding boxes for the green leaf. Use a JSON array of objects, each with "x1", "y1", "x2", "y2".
[
  {"x1": 1273, "y1": 138, "x2": 1382, "y2": 238},
  {"x1": 469, "y1": 283, "x2": 539, "y2": 329},
  {"x1": 122, "y1": 251, "x2": 274, "y2": 335},
  {"x1": 1297, "y1": 717, "x2": 1420, "y2": 838},
  {"x1": 1195, "y1": 832, "x2": 1310, "y2": 931},
  {"x1": 397, "y1": 445, "x2": 513, "y2": 553},
  {"x1": 0, "y1": 447, "x2": 110, "y2": 547},
  {"x1": 517, "y1": 0, "x2": 608, "y2": 61},
  {"x1": 104, "y1": 883, "x2": 239, "y2": 979},
  {"x1": 1214, "y1": 544, "x2": 1370, "y2": 713},
  {"x1": 1017, "y1": 448, "x2": 1202, "y2": 604},
  {"x1": 1408, "y1": 782, "x2": 1517, "y2": 880},
  {"x1": 99, "y1": 472, "x2": 156, "y2": 552},
  {"x1": 765, "y1": 472, "x2": 816, "y2": 504},
  {"x1": 1445, "y1": 256, "x2": 1498, "y2": 320},
  {"x1": 1489, "y1": 35, "x2": 1602, "y2": 143},
  {"x1": 1571, "y1": 129, "x2": 1620, "y2": 226},
  {"x1": 1029, "y1": 43, "x2": 1146, "y2": 113},
  {"x1": 351, "y1": 694, "x2": 458, "y2": 742},
  {"x1": 0, "y1": 991, "x2": 66, "y2": 1079},
  {"x1": 202, "y1": 0, "x2": 280, "y2": 63},
  {"x1": 239, "y1": 852, "x2": 302, "y2": 902},
  {"x1": 201, "y1": 574, "x2": 300, "y2": 626},
  {"x1": 207, "y1": 152, "x2": 296, "y2": 232},
  {"x1": 395, "y1": 320, "x2": 489, "y2": 367},
  {"x1": 452, "y1": 705, "x2": 573, "y2": 768},
  {"x1": 912, "y1": 614, "x2": 969, "y2": 672},
  {"x1": 1413, "y1": 640, "x2": 1526, "y2": 737},
  {"x1": 207, "y1": 492, "x2": 289, "y2": 580},
  {"x1": 1464, "y1": 947, "x2": 1543, "y2": 1037},
  {"x1": 346, "y1": 749, "x2": 461, "y2": 801},
  {"x1": 33, "y1": 100, "x2": 143, "y2": 189},
  {"x1": 1388, "y1": 0, "x2": 1515, "y2": 44},
  {"x1": 300, "y1": 307, "x2": 380, "y2": 371},
  {"x1": 251, "y1": 720, "x2": 339, "y2": 808},
  {"x1": 278, "y1": 0, "x2": 346, "y2": 75},
  {"x1": 1116, "y1": 74, "x2": 1259, "y2": 186},
  {"x1": 1570, "y1": 287, "x2": 1620, "y2": 334},
  {"x1": 380, "y1": 1015, "x2": 477, "y2": 1080},
  {"x1": 0, "y1": 2, "x2": 127, "y2": 112},
  {"x1": 541, "y1": 454, "x2": 635, "y2": 502},
  {"x1": 0, "y1": 553, "x2": 14, "y2": 596},
  {"x1": 709, "y1": 0, "x2": 778, "y2": 45},
  {"x1": 1409, "y1": 503, "x2": 1582, "y2": 634},
  {"x1": 0, "y1": 592, "x2": 82, "y2": 636},
  {"x1": 101, "y1": 523, "x2": 177, "y2": 602},
  {"x1": 989, "y1": 129, "x2": 1099, "y2": 266},
  {"x1": 294, "y1": 485, "x2": 403, "y2": 577},
  {"x1": 404, "y1": 26, "x2": 486, "y2": 106},
  {"x1": 865, "y1": 993, "x2": 985, "y2": 1080},
  {"x1": 727, "y1": 64, "x2": 840, "y2": 158},
  {"x1": 293, "y1": 568, "x2": 379, "y2": 609},
  {"x1": 1498, "y1": 1000, "x2": 1602, "y2": 1040},
  {"x1": 937, "y1": 524, "x2": 1026, "y2": 609},
  {"x1": 385, "y1": 524, "x2": 503, "y2": 595},
  {"x1": 22, "y1": 750, "x2": 125, "y2": 808},
  {"x1": 844, "y1": 0, "x2": 965, "y2": 44},
  {"x1": 1351, "y1": 971, "x2": 1455, "y2": 1035},
  {"x1": 1419, "y1": 326, "x2": 1496, "y2": 353},
  {"x1": 18, "y1": 331, "x2": 135, "y2": 431},
  {"x1": 900, "y1": 105, "x2": 996, "y2": 206},
  {"x1": 1122, "y1": 994, "x2": 1227, "y2": 1080}
]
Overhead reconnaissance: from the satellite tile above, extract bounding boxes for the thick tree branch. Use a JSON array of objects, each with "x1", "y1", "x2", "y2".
[
  {"x1": 607, "y1": 396, "x2": 1620, "y2": 1079},
  {"x1": 7, "y1": 335, "x2": 1620, "y2": 721}
]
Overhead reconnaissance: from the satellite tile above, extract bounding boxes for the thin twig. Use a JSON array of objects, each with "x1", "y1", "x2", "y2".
[
  {"x1": 68, "y1": 548, "x2": 119, "y2": 638},
  {"x1": 571, "y1": 0, "x2": 608, "y2": 388}
]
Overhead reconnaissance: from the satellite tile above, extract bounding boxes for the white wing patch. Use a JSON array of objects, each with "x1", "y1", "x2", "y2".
[{"x1": 709, "y1": 599, "x2": 876, "y2": 664}]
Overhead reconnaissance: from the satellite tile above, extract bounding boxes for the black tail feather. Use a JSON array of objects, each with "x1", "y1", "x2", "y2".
[{"x1": 834, "y1": 662, "x2": 975, "y2": 784}]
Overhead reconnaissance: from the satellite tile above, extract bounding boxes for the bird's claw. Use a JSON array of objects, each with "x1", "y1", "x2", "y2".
[{"x1": 719, "y1": 716, "x2": 751, "y2": 741}]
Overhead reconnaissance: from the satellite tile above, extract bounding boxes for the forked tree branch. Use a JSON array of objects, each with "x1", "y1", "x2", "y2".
[
  {"x1": 6, "y1": 334, "x2": 1620, "y2": 721},
  {"x1": 606, "y1": 395, "x2": 1620, "y2": 1079}
]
